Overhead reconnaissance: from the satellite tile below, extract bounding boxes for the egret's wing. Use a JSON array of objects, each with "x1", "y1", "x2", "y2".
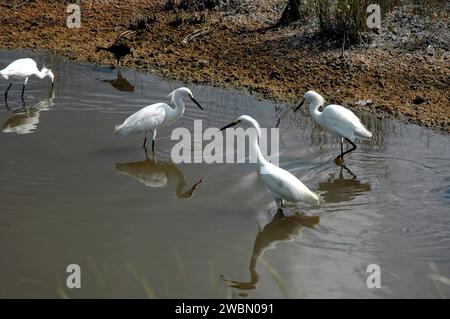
[
  {"x1": 116, "y1": 103, "x2": 166, "y2": 136},
  {"x1": 1, "y1": 58, "x2": 37, "y2": 78},
  {"x1": 260, "y1": 163, "x2": 317, "y2": 204},
  {"x1": 322, "y1": 105, "x2": 363, "y2": 140}
]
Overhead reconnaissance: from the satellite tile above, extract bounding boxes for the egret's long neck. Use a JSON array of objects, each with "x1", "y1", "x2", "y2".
[
  {"x1": 309, "y1": 98, "x2": 323, "y2": 125},
  {"x1": 248, "y1": 119, "x2": 269, "y2": 167},
  {"x1": 35, "y1": 68, "x2": 48, "y2": 79},
  {"x1": 170, "y1": 94, "x2": 185, "y2": 120}
]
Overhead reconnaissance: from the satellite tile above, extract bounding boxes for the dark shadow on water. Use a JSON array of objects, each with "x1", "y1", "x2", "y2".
[
  {"x1": 317, "y1": 166, "x2": 371, "y2": 203},
  {"x1": 221, "y1": 209, "x2": 319, "y2": 297},
  {"x1": 102, "y1": 71, "x2": 134, "y2": 92}
]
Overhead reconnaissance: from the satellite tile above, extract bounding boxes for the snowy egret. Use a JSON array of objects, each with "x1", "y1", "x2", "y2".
[
  {"x1": 220, "y1": 115, "x2": 320, "y2": 209},
  {"x1": 295, "y1": 90, "x2": 372, "y2": 164},
  {"x1": 115, "y1": 87, "x2": 204, "y2": 152},
  {"x1": 116, "y1": 151, "x2": 204, "y2": 199},
  {"x1": 0, "y1": 58, "x2": 54, "y2": 100}
]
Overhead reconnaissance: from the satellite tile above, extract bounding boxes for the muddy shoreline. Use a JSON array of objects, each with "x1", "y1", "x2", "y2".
[{"x1": 0, "y1": 0, "x2": 448, "y2": 132}]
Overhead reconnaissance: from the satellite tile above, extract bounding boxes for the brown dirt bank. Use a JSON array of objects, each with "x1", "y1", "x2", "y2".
[{"x1": 0, "y1": 0, "x2": 449, "y2": 132}]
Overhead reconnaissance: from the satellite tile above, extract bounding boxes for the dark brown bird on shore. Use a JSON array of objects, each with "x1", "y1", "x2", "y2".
[{"x1": 96, "y1": 38, "x2": 134, "y2": 66}]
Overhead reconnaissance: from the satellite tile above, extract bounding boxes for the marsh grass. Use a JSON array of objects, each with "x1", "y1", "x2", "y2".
[
  {"x1": 427, "y1": 262, "x2": 449, "y2": 299},
  {"x1": 279, "y1": 0, "x2": 400, "y2": 44},
  {"x1": 54, "y1": 243, "x2": 292, "y2": 299}
]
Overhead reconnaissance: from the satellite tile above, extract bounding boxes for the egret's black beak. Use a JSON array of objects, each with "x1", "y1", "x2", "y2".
[
  {"x1": 190, "y1": 96, "x2": 204, "y2": 111},
  {"x1": 294, "y1": 99, "x2": 304, "y2": 112},
  {"x1": 220, "y1": 121, "x2": 238, "y2": 131}
]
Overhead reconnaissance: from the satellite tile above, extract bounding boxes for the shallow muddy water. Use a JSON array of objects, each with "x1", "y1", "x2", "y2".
[{"x1": 0, "y1": 50, "x2": 449, "y2": 298}]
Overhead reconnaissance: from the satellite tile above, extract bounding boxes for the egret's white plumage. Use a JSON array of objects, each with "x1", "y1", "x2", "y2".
[
  {"x1": 296, "y1": 90, "x2": 372, "y2": 162},
  {"x1": 1, "y1": 58, "x2": 54, "y2": 100},
  {"x1": 115, "y1": 103, "x2": 167, "y2": 136},
  {"x1": 221, "y1": 115, "x2": 320, "y2": 209},
  {"x1": 115, "y1": 87, "x2": 204, "y2": 152}
]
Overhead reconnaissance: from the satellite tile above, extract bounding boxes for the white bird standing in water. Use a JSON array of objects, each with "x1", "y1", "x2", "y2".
[
  {"x1": 295, "y1": 90, "x2": 372, "y2": 164},
  {"x1": 0, "y1": 58, "x2": 54, "y2": 100},
  {"x1": 221, "y1": 115, "x2": 320, "y2": 210},
  {"x1": 115, "y1": 87, "x2": 204, "y2": 152}
]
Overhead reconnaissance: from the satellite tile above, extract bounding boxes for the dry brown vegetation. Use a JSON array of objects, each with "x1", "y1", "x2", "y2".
[{"x1": 0, "y1": 0, "x2": 448, "y2": 131}]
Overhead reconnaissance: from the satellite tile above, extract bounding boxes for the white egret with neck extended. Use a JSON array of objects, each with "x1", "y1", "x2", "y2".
[
  {"x1": 115, "y1": 87, "x2": 204, "y2": 152},
  {"x1": 220, "y1": 115, "x2": 320, "y2": 210},
  {"x1": 295, "y1": 90, "x2": 372, "y2": 164},
  {"x1": 0, "y1": 58, "x2": 54, "y2": 100}
]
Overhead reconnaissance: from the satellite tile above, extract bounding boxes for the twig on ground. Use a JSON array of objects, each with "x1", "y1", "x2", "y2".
[
  {"x1": 13, "y1": 0, "x2": 29, "y2": 9},
  {"x1": 118, "y1": 30, "x2": 136, "y2": 40},
  {"x1": 181, "y1": 27, "x2": 210, "y2": 45}
]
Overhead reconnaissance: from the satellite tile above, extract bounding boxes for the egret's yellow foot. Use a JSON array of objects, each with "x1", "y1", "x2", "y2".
[{"x1": 335, "y1": 156, "x2": 345, "y2": 166}]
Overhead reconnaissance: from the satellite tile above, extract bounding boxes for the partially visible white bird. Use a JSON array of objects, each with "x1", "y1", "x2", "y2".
[
  {"x1": 115, "y1": 87, "x2": 204, "y2": 152},
  {"x1": 295, "y1": 90, "x2": 372, "y2": 164},
  {"x1": 221, "y1": 115, "x2": 320, "y2": 210},
  {"x1": 0, "y1": 58, "x2": 54, "y2": 100}
]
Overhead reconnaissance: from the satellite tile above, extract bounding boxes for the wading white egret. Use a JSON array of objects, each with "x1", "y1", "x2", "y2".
[
  {"x1": 115, "y1": 87, "x2": 204, "y2": 152},
  {"x1": 0, "y1": 58, "x2": 54, "y2": 100},
  {"x1": 295, "y1": 90, "x2": 372, "y2": 164},
  {"x1": 220, "y1": 115, "x2": 320, "y2": 210}
]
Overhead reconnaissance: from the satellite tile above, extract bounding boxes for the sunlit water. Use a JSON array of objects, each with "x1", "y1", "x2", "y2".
[{"x1": 0, "y1": 50, "x2": 449, "y2": 298}]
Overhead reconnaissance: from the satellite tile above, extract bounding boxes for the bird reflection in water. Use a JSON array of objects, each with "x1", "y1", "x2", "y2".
[
  {"x1": 317, "y1": 166, "x2": 371, "y2": 203},
  {"x1": 221, "y1": 209, "x2": 319, "y2": 297},
  {"x1": 115, "y1": 150, "x2": 204, "y2": 199},
  {"x1": 3, "y1": 87, "x2": 55, "y2": 134},
  {"x1": 103, "y1": 71, "x2": 134, "y2": 92}
]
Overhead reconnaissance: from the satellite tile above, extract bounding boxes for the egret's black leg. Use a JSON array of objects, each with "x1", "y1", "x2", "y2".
[
  {"x1": 342, "y1": 138, "x2": 357, "y2": 158},
  {"x1": 342, "y1": 164, "x2": 357, "y2": 179},
  {"x1": 335, "y1": 137, "x2": 345, "y2": 165},
  {"x1": 335, "y1": 138, "x2": 356, "y2": 165},
  {"x1": 143, "y1": 136, "x2": 147, "y2": 148},
  {"x1": 21, "y1": 84, "x2": 26, "y2": 99},
  {"x1": 150, "y1": 129, "x2": 157, "y2": 154},
  {"x1": 4, "y1": 83, "x2": 12, "y2": 101}
]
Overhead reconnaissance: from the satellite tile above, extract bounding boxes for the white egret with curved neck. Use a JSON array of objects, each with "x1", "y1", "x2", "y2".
[
  {"x1": 295, "y1": 90, "x2": 372, "y2": 164},
  {"x1": 0, "y1": 58, "x2": 54, "y2": 101},
  {"x1": 115, "y1": 87, "x2": 204, "y2": 152},
  {"x1": 220, "y1": 115, "x2": 320, "y2": 210}
]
